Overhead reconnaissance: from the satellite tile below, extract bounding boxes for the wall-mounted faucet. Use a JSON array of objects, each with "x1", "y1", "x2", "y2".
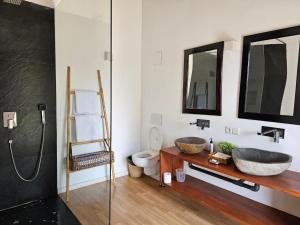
[
  {"x1": 3, "y1": 112, "x2": 17, "y2": 129},
  {"x1": 190, "y1": 119, "x2": 210, "y2": 130},
  {"x1": 257, "y1": 126, "x2": 285, "y2": 143}
]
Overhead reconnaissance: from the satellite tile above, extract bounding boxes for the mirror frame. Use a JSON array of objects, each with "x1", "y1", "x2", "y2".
[
  {"x1": 182, "y1": 41, "x2": 224, "y2": 115},
  {"x1": 238, "y1": 25, "x2": 300, "y2": 125}
]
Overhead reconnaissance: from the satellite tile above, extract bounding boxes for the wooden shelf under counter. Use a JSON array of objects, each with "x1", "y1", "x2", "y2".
[{"x1": 160, "y1": 147, "x2": 300, "y2": 225}]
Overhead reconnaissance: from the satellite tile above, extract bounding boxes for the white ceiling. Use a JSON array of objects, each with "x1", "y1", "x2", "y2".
[
  {"x1": 25, "y1": 0, "x2": 110, "y2": 22},
  {"x1": 25, "y1": 0, "x2": 62, "y2": 8}
]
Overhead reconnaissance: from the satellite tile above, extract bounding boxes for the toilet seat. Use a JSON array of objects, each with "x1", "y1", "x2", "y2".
[
  {"x1": 133, "y1": 150, "x2": 159, "y2": 160},
  {"x1": 148, "y1": 127, "x2": 163, "y2": 152}
]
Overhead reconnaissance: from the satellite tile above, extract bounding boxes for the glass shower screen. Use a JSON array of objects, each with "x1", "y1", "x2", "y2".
[{"x1": 55, "y1": 0, "x2": 112, "y2": 224}]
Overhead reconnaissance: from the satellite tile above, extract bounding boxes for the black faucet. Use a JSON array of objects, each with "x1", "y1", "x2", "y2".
[
  {"x1": 190, "y1": 119, "x2": 210, "y2": 130},
  {"x1": 257, "y1": 126, "x2": 285, "y2": 143}
]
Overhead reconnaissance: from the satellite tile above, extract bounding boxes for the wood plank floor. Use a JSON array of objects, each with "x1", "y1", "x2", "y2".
[{"x1": 63, "y1": 176, "x2": 238, "y2": 225}]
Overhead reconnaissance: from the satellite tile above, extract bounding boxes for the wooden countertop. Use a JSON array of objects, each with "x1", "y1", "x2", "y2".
[
  {"x1": 168, "y1": 175, "x2": 300, "y2": 225},
  {"x1": 161, "y1": 147, "x2": 300, "y2": 198}
]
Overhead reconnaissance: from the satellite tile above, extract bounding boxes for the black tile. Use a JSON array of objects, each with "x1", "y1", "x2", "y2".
[
  {"x1": 0, "y1": 197, "x2": 81, "y2": 225},
  {"x1": 0, "y1": 2, "x2": 56, "y2": 210},
  {"x1": 0, "y1": 2, "x2": 55, "y2": 64}
]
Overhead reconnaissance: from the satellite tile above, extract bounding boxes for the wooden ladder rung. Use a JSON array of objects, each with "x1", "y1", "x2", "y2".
[
  {"x1": 71, "y1": 139, "x2": 105, "y2": 146},
  {"x1": 69, "y1": 90, "x2": 100, "y2": 95},
  {"x1": 69, "y1": 115, "x2": 105, "y2": 120}
]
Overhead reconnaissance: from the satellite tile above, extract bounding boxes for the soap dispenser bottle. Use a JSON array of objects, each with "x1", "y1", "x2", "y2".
[{"x1": 209, "y1": 138, "x2": 214, "y2": 154}]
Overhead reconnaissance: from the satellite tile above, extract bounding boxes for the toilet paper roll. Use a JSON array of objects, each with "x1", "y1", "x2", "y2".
[{"x1": 163, "y1": 172, "x2": 172, "y2": 184}]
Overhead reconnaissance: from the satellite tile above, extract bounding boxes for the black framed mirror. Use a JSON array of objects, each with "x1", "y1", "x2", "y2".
[
  {"x1": 239, "y1": 25, "x2": 300, "y2": 125},
  {"x1": 182, "y1": 42, "x2": 224, "y2": 115}
]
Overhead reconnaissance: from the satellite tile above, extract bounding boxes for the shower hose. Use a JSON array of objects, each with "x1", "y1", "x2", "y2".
[{"x1": 8, "y1": 123, "x2": 46, "y2": 182}]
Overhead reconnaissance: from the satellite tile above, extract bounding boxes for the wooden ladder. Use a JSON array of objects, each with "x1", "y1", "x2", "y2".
[{"x1": 66, "y1": 66, "x2": 115, "y2": 202}]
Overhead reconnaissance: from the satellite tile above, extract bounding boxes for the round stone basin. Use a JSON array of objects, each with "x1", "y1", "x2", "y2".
[
  {"x1": 175, "y1": 137, "x2": 207, "y2": 154},
  {"x1": 232, "y1": 148, "x2": 293, "y2": 176}
]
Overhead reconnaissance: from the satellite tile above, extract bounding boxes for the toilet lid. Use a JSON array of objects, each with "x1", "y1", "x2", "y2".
[{"x1": 149, "y1": 127, "x2": 163, "y2": 151}]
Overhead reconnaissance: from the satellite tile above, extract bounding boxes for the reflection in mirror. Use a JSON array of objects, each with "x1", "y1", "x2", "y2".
[
  {"x1": 239, "y1": 26, "x2": 300, "y2": 125},
  {"x1": 183, "y1": 42, "x2": 224, "y2": 115},
  {"x1": 245, "y1": 36, "x2": 300, "y2": 116},
  {"x1": 186, "y1": 50, "x2": 217, "y2": 110}
]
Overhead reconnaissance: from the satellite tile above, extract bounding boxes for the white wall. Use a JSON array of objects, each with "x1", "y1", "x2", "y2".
[
  {"x1": 112, "y1": 0, "x2": 142, "y2": 177},
  {"x1": 55, "y1": 0, "x2": 142, "y2": 193},
  {"x1": 141, "y1": 0, "x2": 300, "y2": 217},
  {"x1": 55, "y1": 0, "x2": 111, "y2": 193}
]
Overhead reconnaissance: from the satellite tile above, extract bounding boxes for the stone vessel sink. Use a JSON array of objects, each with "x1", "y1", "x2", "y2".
[
  {"x1": 175, "y1": 137, "x2": 207, "y2": 154},
  {"x1": 232, "y1": 148, "x2": 292, "y2": 176}
]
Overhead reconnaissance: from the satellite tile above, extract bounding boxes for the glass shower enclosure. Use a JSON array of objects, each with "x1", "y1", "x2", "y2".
[{"x1": 56, "y1": 0, "x2": 112, "y2": 224}]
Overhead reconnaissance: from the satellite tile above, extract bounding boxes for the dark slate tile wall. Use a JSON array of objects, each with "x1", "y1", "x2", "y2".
[{"x1": 0, "y1": 2, "x2": 57, "y2": 210}]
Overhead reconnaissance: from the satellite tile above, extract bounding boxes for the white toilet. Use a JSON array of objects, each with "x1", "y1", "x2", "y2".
[{"x1": 132, "y1": 127, "x2": 162, "y2": 176}]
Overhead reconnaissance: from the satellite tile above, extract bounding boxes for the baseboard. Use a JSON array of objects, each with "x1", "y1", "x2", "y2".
[{"x1": 58, "y1": 170, "x2": 128, "y2": 194}]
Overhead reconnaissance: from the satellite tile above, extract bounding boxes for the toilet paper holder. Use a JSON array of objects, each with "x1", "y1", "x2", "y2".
[{"x1": 3, "y1": 112, "x2": 17, "y2": 129}]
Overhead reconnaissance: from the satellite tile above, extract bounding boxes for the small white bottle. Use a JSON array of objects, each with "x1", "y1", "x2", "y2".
[{"x1": 209, "y1": 138, "x2": 214, "y2": 154}]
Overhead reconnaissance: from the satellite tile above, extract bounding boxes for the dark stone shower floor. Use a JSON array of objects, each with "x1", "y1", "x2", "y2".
[{"x1": 0, "y1": 197, "x2": 81, "y2": 225}]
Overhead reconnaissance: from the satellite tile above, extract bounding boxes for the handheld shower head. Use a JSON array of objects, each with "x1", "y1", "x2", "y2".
[
  {"x1": 38, "y1": 104, "x2": 47, "y2": 111},
  {"x1": 38, "y1": 104, "x2": 46, "y2": 125}
]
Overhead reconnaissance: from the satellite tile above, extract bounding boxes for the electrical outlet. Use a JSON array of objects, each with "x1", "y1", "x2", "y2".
[
  {"x1": 225, "y1": 126, "x2": 231, "y2": 134},
  {"x1": 232, "y1": 128, "x2": 241, "y2": 135}
]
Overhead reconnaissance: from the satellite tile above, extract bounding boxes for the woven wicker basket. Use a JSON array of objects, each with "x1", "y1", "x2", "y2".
[
  {"x1": 127, "y1": 156, "x2": 143, "y2": 178},
  {"x1": 70, "y1": 151, "x2": 114, "y2": 171}
]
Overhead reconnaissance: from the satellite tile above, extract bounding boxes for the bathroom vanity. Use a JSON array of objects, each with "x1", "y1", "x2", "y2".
[{"x1": 160, "y1": 147, "x2": 300, "y2": 224}]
